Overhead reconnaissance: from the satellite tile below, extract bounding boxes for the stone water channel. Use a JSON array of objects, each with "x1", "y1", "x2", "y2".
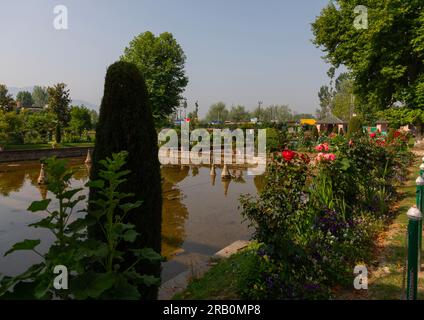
[{"x1": 0, "y1": 158, "x2": 264, "y2": 283}]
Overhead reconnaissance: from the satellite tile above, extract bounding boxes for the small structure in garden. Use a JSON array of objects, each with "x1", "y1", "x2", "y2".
[
  {"x1": 376, "y1": 119, "x2": 389, "y2": 134},
  {"x1": 316, "y1": 114, "x2": 347, "y2": 134}
]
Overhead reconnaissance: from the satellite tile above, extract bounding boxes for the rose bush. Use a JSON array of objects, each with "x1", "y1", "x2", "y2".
[{"x1": 239, "y1": 131, "x2": 413, "y2": 299}]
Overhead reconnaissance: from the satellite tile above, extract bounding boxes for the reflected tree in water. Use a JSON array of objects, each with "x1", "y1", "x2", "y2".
[{"x1": 161, "y1": 166, "x2": 190, "y2": 259}]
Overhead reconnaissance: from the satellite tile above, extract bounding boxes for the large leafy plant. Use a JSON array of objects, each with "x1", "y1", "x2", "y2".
[{"x1": 0, "y1": 152, "x2": 161, "y2": 299}]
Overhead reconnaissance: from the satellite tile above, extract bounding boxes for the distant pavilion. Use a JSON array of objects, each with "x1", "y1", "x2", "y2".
[{"x1": 316, "y1": 114, "x2": 348, "y2": 134}]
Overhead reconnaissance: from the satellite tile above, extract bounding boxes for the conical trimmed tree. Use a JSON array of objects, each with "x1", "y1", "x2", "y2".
[{"x1": 89, "y1": 61, "x2": 162, "y2": 299}]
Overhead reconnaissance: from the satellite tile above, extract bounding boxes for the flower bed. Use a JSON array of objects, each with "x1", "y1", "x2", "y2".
[{"x1": 238, "y1": 130, "x2": 413, "y2": 299}]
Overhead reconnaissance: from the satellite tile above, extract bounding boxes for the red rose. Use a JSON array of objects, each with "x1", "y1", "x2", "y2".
[
  {"x1": 370, "y1": 133, "x2": 377, "y2": 138},
  {"x1": 282, "y1": 150, "x2": 296, "y2": 161}
]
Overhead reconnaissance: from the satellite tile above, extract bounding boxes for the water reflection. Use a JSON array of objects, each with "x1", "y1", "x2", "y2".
[{"x1": 0, "y1": 158, "x2": 263, "y2": 282}]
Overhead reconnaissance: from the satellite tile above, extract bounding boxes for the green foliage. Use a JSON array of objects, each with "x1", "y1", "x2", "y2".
[
  {"x1": 252, "y1": 105, "x2": 293, "y2": 123},
  {"x1": 377, "y1": 107, "x2": 424, "y2": 129},
  {"x1": 240, "y1": 153, "x2": 310, "y2": 257},
  {"x1": 347, "y1": 116, "x2": 363, "y2": 138},
  {"x1": 0, "y1": 152, "x2": 161, "y2": 300},
  {"x1": 25, "y1": 111, "x2": 56, "y2": 144},
  {"x1": 205, "y1": 102, "x2": 229, "y2": 123},
  {"x1": 0, "y1": 84, "x2": 14, "y2": 112},
  {"x1": 228, "y1": 105, "x2": 250, "y2": 122},
  {"x1": 312, "y1": 0, "x2": 424, "y2": 110},
  {"x1": 32, "y1": 86, "x2": 49, "y2": 109},
  {"x1": 312, "y1": 126, "x2": 319, "y2": 141},
  {"x1": 239, "y1": 132, "x2": 412, "y2": 299},
  {"x1": 317, "y1": 85, "x2": 333, "y2": 119},
  {"x1": 47, "y1": 83, "x2": 71, "y2": 143},
  {"x1": 16, "y1": 91, "x2": 33, "y2": 108},
  {"x1": 90, "y1": 61, "x2": 162, "y2": 300},
  {"x1": 121, "y1": 31, "x2": 188, "y2": 125},
  {"x1": 67, "y1": 105, "x2": 93, "y2": 137}
]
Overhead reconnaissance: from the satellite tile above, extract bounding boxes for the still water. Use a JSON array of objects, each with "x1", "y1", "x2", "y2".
[{"x1": 0, "y1": 158, "x2": 264, "y2": 282}]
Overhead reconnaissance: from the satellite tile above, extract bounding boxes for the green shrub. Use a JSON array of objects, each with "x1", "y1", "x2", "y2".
[
  {"x1": 89, "y1": 61, "x2": 162, "y2": 299},
  {"x1": 347, "y1": 117, "x2": 364, "y2": 138}
]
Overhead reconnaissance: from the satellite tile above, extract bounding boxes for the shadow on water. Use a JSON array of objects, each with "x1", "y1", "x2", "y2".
[{"x1": 0, "y1": 158, "x2": 263, "y2": 282}]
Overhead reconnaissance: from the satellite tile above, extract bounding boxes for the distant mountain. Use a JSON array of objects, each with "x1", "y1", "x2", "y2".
[{"x1": 7, "y1": 86, "x2": 98, "y2": 110}]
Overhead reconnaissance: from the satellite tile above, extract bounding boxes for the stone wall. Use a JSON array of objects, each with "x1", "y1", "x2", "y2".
[{"x1": 0, "y1": 147, "x2": 93, "y2": 163}]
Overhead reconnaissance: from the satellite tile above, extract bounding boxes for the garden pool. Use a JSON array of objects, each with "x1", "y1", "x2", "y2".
[{"x1": 0, "y1": 158, "x2": 264, "y2": 282}]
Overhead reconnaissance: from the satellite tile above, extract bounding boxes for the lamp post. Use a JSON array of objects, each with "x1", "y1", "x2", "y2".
[{"x1": 407, "y1": 206, "x2": 422, "y2": 300}]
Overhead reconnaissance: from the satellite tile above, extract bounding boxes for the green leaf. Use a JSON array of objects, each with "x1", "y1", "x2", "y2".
[
  {"x1": 4, "y1": 239, "x2": 41, "y2": 257},
  {"x1": 27, "y1": 199, "x2": 51, "y2": 212},
  {"x1": 86, "y1": 180, "x2": 104, "y2": 189},
  {"x1": 0, "y1": 281, "x2": 39, "y2": 299},
  {"x1": 120, "y1": 201, "x2": 143, "y2": 213},
  {"x1": 109, "y1": 274, "x2": 140, "y2": 300},
  {"x1": 131, "y1": 248, "x2": 162, "y2": 263},
  {"x1": 61, "y1": 188, "x2": 83, "y2": 200},
  {"x1": 138, "y1": 275, "x2": 160, "y2": 287},
  {"x1": 29, "y1": 216, "x2": 54, "y2": 229},
  {"x1": 65, "y1": 218, "x2": 92, "y2": 233},
  {"x1": 123, "y1": 229, "x2": 138, "y2": 243},
  {"x1": 71, "y1": 272, "x2": 115, "y2": 299}
]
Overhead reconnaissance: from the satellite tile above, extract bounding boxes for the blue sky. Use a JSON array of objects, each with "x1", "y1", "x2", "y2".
[{"x1": 0, "y1": 0, "x2": 332, "y2": 117}]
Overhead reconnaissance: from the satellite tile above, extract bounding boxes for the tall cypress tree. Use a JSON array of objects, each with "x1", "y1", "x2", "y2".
[{"x1": 89, "y1": 61, "x2": 162, "y2": 299}]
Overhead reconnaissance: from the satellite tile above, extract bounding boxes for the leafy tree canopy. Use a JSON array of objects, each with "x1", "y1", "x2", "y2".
[
  {"x1": 47, "y1": 83, "x2": 71, "y2": 143},
  {"x1": 32, "y1": 86, "x2": 49, "y2": 108},
  {"x1": 16, "y1": 91, "x2": 33, "y2": 108},
  {"x1": 0, "y1": 84, "x2": 14, "y2": 112},
  {"x1": 312, "y1": 0, "x2": 424, "y2": 114},
  {"x1": 121, "y1": 31, "x2": 188, "y2": 125},
  {"x1": 69, "y1": 105, "x2": 93, "y2": 135},
  {"x1": 205, "y1": 102, "x2": 229, "y2": 122}
]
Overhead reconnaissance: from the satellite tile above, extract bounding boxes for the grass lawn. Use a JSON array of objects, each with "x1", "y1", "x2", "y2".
[
  {"x1": 173, "y1": 254, "x2": 246, "y2": 300},
  {"x1": 174, "y1": 152, "x2": 424, "y2": 300},
  {"x1": 3, "y1": 143, "x2": 94, "y2": 150},
  {"x1": 363, "y1": 153, "x2": 424, "y2": 300}
]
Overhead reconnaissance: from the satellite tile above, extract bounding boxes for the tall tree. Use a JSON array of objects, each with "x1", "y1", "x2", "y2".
[
  {"x1": 16, "y1": 91, "x2": 33, "y2": 108},
  {"x1": 89, "y1": 61, "x2": 162, "y2": 299},
  {"x1": 253, "y1": 105, "x2": 293, "y2": 123},
  {"x1": 312, "y1": 0, "x2": 424, "y2": 115},
  {"x1": 205, "y1": 102, "x2": 229, "y2": 122},
  {"x1": 317, "y1": 85, "x2": 333, "y2": 119},
  {"x1": 32, "y1": 86, "x2": 49, "y2": 108},
  {"x1": 229, "y1": 105, "x2": 250, "y2": 122},
  {"x1": 332, "y1": 75, "x2": 355, "y2": 121},
  {"x1": 89, "y1": 109, "x2": 99, "y2": 129},
  {"x1": 47, "y1": 83, "x2": 71, "y2": 143},
  {"x1": 121, "y1": 31, "x2": 188, "y2": 124},
  {"x1": 0, "y1": 84, "x2": 14, "y2": 112},
  {"x1": 68, "y1": 105, "x2": 92, "y2": 135}
]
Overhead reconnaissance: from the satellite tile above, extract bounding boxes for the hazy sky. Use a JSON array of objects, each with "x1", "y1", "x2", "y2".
[{"x1": 0, "y1": 0, "x2": 332, "y2": 117}]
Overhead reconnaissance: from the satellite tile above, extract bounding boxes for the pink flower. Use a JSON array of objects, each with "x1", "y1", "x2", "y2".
[
  {"x1": 316, "y1": 153, "x2": 336, "y2": 162},
  {"x1": 324, "y1": 153, "x2": 336, "y2": 161},
  {"x1": 323, "y1": 143, "x2": 329, "y2": 151},
  {"x1": 349, "y1": 139, "x2": 354, "y2": 147},
  {"x1": 315, "y1": 143, "x2": 329, "y2": 152},
  {"x1": 316, "y1": 153, "x2": 325, "y2": 162}
]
